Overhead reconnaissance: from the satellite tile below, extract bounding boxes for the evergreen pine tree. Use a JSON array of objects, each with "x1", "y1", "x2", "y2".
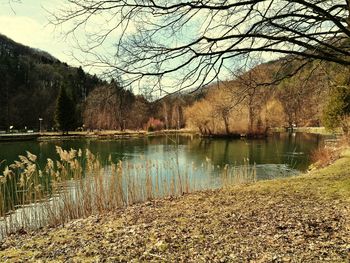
[{"x1": 55, "y1": 87, "x2": 76, "y2": 134}]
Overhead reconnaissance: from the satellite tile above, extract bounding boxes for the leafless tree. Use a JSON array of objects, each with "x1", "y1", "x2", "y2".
[
  {"x1": 51, "y1": 0, "x2": 350, "y2": 92},
  {"x1": 233, "y1": 65, "x2": 273, "y2": 132},
  {"x1": 185, "y1": 99, "x2": 216, "y2": 135}
]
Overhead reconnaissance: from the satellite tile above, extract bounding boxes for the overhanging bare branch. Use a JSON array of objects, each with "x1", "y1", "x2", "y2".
[{"x1": 50, "y1": 0, "x2": 350, "y2": 92}]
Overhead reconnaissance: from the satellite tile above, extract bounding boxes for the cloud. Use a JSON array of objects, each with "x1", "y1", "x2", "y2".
[
  {"x1": 0, "y1": 16, "x2": 45, "y2": 46},
  {"x1": 0, "y1": 15, "x2": 75, "y2": 64}
]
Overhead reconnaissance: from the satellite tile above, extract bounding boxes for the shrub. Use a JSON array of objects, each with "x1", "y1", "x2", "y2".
[
  {"x1": 310, "y1": 146, "x2": 336, "y2": 168},
  {"x1": 145, "y1": 117, "x2": 164, "y2": 131},
  {"x1": 322, "y1": 86, "x2": 350, "y2": 135}
]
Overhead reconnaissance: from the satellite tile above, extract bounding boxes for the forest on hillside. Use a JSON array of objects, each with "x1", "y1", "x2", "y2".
[
  {"x1": 85, "y1": 57, "x2": 350, "y2": 135},
  {"x1": 1, "y1": 33, "x2": 349, "y2": 134},
  {"x1": 0, "y1": 34, "x2": 103, "y2": 130},
  {"x1": 0, "y1": 34, "x2": 197, "y2": 132},
  {"x1": 185, "y1": 60, "x2": 350, "y2": 136}
]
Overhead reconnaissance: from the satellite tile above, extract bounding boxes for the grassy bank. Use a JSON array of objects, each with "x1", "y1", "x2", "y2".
[
  {"x1": 0, "y1": 151, "x2": 350, "y2": 262},
  {"x1": 0, "y1": 129, "x2": 198, "y2": 142},
  {"x1": 1, "y1": 127, "x2": 338, "y2": 142},
  {"x1": 269, "y1": 126, "x2": 342, "y2": 136},
  {"x1": 38, "y1": 129, "x2": 197, "y2": 140}
]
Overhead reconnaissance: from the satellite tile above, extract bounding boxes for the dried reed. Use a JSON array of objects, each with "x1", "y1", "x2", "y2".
[{"x1": 0, "y1": 146, "x2": 256, "y2": 237}]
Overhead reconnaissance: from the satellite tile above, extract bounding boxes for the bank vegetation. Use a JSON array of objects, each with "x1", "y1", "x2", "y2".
[{"x1": 1, "y1": 148, "x2": 349, "y2": 262}]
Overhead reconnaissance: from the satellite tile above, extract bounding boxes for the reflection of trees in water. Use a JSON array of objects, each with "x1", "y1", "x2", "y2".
[
  {"x1": 270, "y1": 133, "x2": 323, "y2": 170},
  {"x1": 189, "y1": 138, "x2": 251, "y2": 166},
  {"x1": 186, "y1": 133, "x2": 323, "y2": 171},
  {"x1": 1, "y1": 133, "x2": 324, "y2": 175}
]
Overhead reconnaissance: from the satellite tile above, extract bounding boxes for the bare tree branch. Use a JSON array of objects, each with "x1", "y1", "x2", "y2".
[{"x1": 50, "y1": 0, "x2": 350, "y2": 92}]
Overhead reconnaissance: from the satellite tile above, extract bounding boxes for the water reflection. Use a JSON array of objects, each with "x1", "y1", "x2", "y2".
[
  {"x1": 0, "y1": 133, "x2": 327, "y2": 237},
  {"x1": 180, "y1": 133, "x2": 323, "y2": 172},
  {"x1": 0, "y1": 133, "x2": 325, "y2": 175}
]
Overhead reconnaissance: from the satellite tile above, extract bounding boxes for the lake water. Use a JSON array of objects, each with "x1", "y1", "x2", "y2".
[
  {"x1": 0, "y1": 132, "x2": 324, "y2": 179},
  {"x1": 0, "y1": 132, "x2": 326, "y2": 235}
]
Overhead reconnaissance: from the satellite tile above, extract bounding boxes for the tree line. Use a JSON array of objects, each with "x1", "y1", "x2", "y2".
[
  {"x1": 0, "y1": 34, "x2": 192, "y2": 133},
  {"x1": 47, "y1": 0, "x2": 350, "y2": 135},
  {"x1": 1, "y1": 33, "x2": 349, "y2": 135},
  {"x1": 0, "y1": 34, "x2": 102, "y2": 131},
  {"x1": 185, "y1": 58, "x2": 350, "y2": 136}
]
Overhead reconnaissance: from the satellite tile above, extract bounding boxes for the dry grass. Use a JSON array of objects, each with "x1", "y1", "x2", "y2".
[
  {"x1": 0, "y1": 147, "x2": 256, "y2": 237},
  {"x1": 310, "y1": 146, "x2": 337, "y2": 168},
  {"x1": 1, "y1": 151, "x2": 349, "y2": 262},
  {"x1": 310, "y1": 135, "x2": 349, "y2": 168}
]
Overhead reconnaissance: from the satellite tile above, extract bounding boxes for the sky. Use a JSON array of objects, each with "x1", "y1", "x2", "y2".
[
  {"x1": 0, "y1": 0, "x2": 79, "y2": 66},
  {"x1": 0, "y1": 0, "x2": 142, "y2": 78},
  {"x1": 0, "y1": 0, "x2": 281, "y2": 94},
  {"x1": 0, "y1": 0, "x2": 203, "y2": 90}
]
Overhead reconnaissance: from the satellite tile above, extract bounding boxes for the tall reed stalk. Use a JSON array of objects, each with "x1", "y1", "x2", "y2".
[{"x1": 0, "y1": 146, "x2": 256, "y2": 237}]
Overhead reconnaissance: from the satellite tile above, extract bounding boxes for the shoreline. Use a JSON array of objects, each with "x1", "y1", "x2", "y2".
[
  {"x1": 0, "y1": 129, "x2": 198, "y2": 142},
  {"x1": 1, "y1": 149, "x2": 349, "y2": 261},
  {"x1": 0, "y1": 127, "x2": 339, "y2": 143},
  {"x1": 269, "y1": 126, "x2": 342, "y2": 136}
]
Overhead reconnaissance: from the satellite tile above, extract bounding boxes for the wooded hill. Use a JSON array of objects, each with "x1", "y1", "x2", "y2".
[
  {"x1": 184, "y1": 57, "x2": 350, "y2": 135},
  {"x1": 0, "y1": 34, "x2": 103, "y2": 131},
  {"x1": 0, "y1": 34, "x2": 157, "y2": 132},
  {"x1": 1, "y1": 34, "x2": 348, "y2": 133}
]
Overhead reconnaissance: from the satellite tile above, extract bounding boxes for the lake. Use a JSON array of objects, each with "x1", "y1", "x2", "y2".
[
  {"x1": 0, "y1": 132, "x2": 326, "y2": 235},
  {"x1": 0, "y1": 132, "x2": 325, "y2": 179}
]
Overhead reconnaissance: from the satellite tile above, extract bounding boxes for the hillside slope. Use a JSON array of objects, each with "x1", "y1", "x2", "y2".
[
  {"x1": 184, "y1": 56, "x2": 350, "y2": 134},
  {"x1": 0, "y1": 34, "x2": 102, "y2": 130}
]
